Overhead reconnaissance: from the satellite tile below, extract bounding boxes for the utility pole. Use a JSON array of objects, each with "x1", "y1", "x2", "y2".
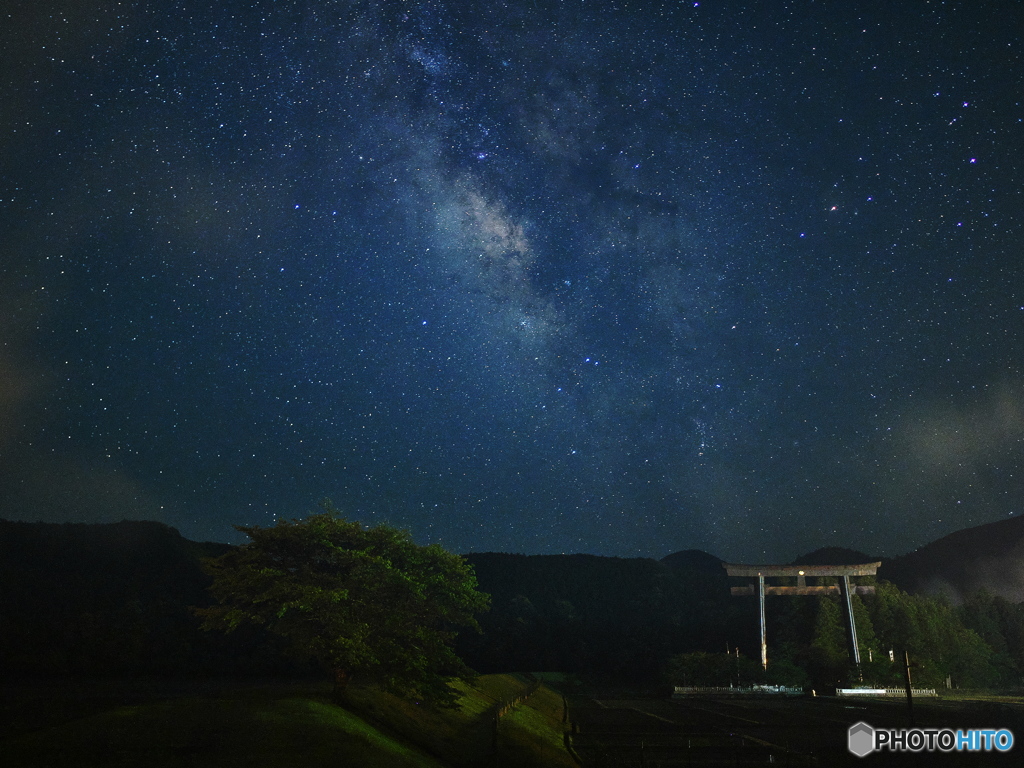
[{"x1": 902, "y1": 650, "x2": 915, "y2": 727}]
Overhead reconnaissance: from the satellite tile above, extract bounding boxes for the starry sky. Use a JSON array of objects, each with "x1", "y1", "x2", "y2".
[{"x1": 2, "y1": 0, "x2": 1023, "y2": 562}]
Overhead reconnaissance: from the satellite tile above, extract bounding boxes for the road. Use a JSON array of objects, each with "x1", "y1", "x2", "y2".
[{"x1": 567, "y1": 693, "x2": 1023, "y2": 766}]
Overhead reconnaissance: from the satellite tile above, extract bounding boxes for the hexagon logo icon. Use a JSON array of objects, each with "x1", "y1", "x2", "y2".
[{"x1": 848, "y1": 721, "x2": 875, "y2": 757}]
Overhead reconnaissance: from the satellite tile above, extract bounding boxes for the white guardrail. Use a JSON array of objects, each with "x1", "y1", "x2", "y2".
[
  {"x1": 837, "y1": 688, "x2": 937, "y2": 697},
  {"x1": 673, "y1": 685, "x2": 803, "y2": 696},
  {"x1": 671, "y1": 686, "x2": 938, "y2": 697}
]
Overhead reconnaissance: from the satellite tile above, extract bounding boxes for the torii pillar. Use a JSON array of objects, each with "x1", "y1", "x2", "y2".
[{"x1": 723, "y1": 562, "x2": 880, "y2": 672}]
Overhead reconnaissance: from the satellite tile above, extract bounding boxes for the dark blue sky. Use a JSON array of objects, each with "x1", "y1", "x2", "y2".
[{"x1": 2, "y1": 0, "x2": 1022, "y2": 561}]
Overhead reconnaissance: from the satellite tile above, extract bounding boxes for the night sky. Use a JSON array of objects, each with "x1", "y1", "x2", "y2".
[{"x1": 3, "y1": 0, "x2": 1023, "y2": 562}]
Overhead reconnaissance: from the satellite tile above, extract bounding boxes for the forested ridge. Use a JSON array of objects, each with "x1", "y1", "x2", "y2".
[{"x1": 2, "y1": 518, "x2": 1023, "y2": 690}]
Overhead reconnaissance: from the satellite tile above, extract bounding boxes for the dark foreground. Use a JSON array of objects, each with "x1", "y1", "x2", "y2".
[
  {"x1": 567, "y1": 692, "x2": 1024, "y2": 767},
  {"x1": 3, "y1": 678, "x2": 1021, "y2": 767}
]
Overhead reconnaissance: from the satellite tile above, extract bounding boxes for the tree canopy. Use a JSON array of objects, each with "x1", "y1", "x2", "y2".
[{"x1": 196, "y1": 504, "x2": 490, "y2": 705}]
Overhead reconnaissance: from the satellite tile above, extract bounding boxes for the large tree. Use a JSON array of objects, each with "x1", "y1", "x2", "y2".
[{"x1": 196, "y1": 504, "x2": 490, "y2": 705}]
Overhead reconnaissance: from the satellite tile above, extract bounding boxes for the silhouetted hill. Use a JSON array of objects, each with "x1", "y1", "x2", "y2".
[
  {"x1": 879, "y1": 515, "x2": 1024, "y2": 604},
  {"x1": 789, "y1": 547, "x2": 877, "y2": 566},
  {"x1": 0, "y1": 519, "x2": 292, "y2": 676},
  {"x1": 465, "y1": 552, "x2": 683, "y2": 619},
  {"x1": 460, "y1": 551, "x2": 741, "y2": 679},
  {"x1": 4, "y1": 516, "x2": 1024, "y2": 683},
  {"x1": 660, "y1": 548, "x2": 723, "y2": 573},
  {"x1": 0, "y1": 519, "x2": 230, "y2": 599},
  {"x1": 658, "y1": 550, "x2": 730, "y2": 606}
]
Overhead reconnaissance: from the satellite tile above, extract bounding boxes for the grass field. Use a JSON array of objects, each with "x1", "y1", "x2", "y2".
[{"x1": 0, "y1": 675, "x2": 576, "y2": 768}]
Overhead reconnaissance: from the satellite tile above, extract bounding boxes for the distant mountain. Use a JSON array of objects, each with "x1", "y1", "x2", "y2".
[
  {"x1": 3, "y1": 514, "x2": 1023, "y2": 682},
  {"x1": 0, "y1": 518, "x2": 229, "y2": 603},
  {"x1": 788, "y1": 547, "x2": 878, "y2": 566},
  {"x1": 658, "y1": 549, "x2": 730, "y2": 600},
  {"x1": 660, "y1": 548, "x2": 724, "y2": 573},
  {"x1": 0, "y1": 519, "x2": 291, "y2": 677},
  {"x1": 879, "y1": 515, "x2": 1024, "y2": 604},
  {"x1": 656, "y1": 519, "x2": 1024, "y2": 605},
  {"x1": 460, "y1": 551, "x2": 741, "y2": 679},
  {"x1": 464, "y1": 552, "x2": 677, "y2": 620}
]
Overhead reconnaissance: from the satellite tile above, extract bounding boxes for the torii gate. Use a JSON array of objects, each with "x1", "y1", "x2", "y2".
[{"x1": 723, "y1": 562, "x2": 880, "y2": 671}]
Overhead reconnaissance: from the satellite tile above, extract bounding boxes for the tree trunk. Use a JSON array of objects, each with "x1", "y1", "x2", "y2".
[{"x1": 332, "y1": 668, "x2": 351, "y2": 702}]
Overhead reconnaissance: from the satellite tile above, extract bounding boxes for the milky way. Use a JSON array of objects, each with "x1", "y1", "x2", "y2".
[{"x1": 2, "y1": 0, "x2": 1022, "y2": 560}]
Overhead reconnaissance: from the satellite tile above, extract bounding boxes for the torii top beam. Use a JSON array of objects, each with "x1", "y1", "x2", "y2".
[{"x1": 723, "y1": 562, "x2": 881, "y2": 578}]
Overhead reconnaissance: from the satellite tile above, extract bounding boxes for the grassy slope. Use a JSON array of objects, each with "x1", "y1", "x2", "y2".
[
  {"x1": 497, "y1": 684, "x2": 578, "y2": 768},
  {"x1": 342, "y1": 672, "x2": 573, "y2": 767},
  {"x1": 0, "y1": 675, "x2": 575, "y2": 768}
]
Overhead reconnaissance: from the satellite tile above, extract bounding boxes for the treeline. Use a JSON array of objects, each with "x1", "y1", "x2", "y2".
[
  {"x1": 0, "y1": 520, "x2": 306, "y2": 677},
  {"x1": 732, "y1": 581, "x2": 1024, "y2": 690},
  {"x1": 458, "y1": 552, "x2": 1024, "y2": 691},
  {"x1": 456, "y1": 551, "x2": 737, "y2": 682},
  {"x1": 1, "y1": 520, "x2": 1022, "y2": 691}
]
